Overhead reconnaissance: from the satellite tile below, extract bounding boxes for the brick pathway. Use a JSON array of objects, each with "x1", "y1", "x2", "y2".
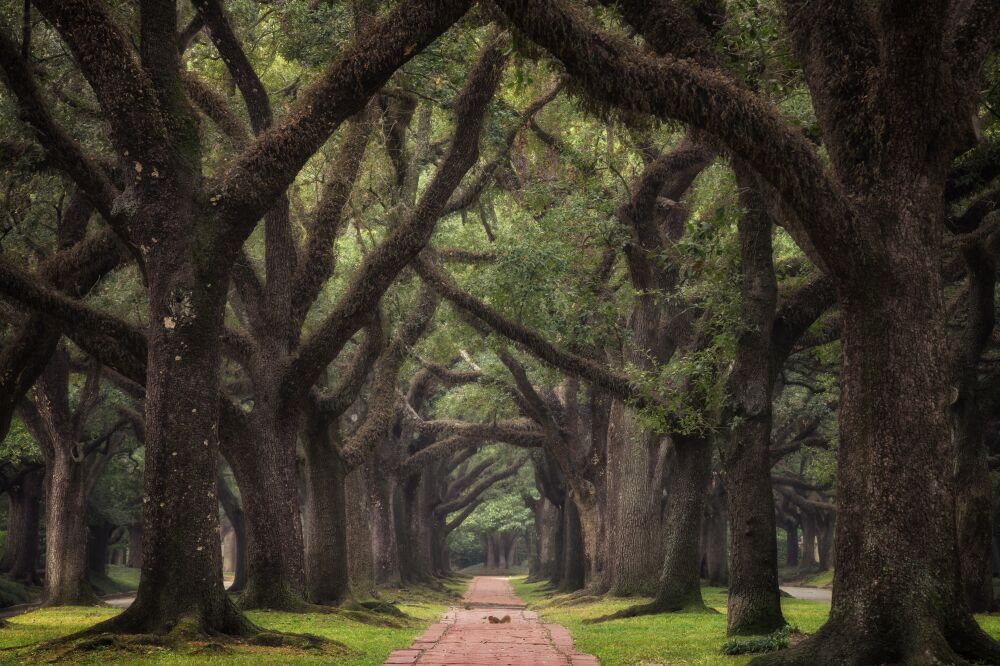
[{"x1": 385, "y1": 576, "x2": 599, "y2": 665}]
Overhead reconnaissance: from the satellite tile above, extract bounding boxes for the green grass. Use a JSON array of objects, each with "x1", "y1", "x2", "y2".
[
  {"x1": 509, "y1": 576, "x2": 1000, "y2": 665},
  {"x1": 105, "y1": 566, "x2": 141, "y2": 592},
  {"x1": 795, "y1": 570, "x2": 833, "y2": 589},
  {"x1": 87, "y1": 566, "x2": 143, "y2": 597},
  {"x1": 0, "y1": 582, "x2": 464, "y2": 665}
]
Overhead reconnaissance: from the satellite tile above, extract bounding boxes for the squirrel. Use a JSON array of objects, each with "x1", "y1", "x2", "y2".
[{"x1": 486, "y1": 615, "x2": 512, "y2": 624}]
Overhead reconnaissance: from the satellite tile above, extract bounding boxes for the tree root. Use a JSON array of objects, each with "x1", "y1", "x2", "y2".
[
  {"x1": 24, "y1": 616, "x2": 354, "y2": 664},
  {"x1": 747, "y1": 618, "x2": 1000, "y2": 666},
  {"x1": 583, "y1": 599, "x2": 718, "y2": 624}
]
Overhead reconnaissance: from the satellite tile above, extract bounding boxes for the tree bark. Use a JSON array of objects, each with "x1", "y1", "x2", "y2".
[
  {"x1": 233, "y1": 412, "x2": 306, "y2": 609},
  {"x1": 756, "y1": 217, "x2": 1000, "y2": 663},
  {"x1": 560, "y1": 498, "x2": 586, "y2": 591},
  {"x1": 723, "y1": 193, "x2": 785, "y2": 634},
  {"x1": 784, "y1": 524, "x2": 799, "y2": 568},
  {"x1": 301, "y1": 415, "x2": 350, "y2": 605},
  {"x1": 605, "y1": 401, "x2": 665, "y2": 596},
  {"x1": 0, "y1": 468, "x2": 42, "y2": 586},
  {"x1": 45, "y1": 450, "x2": 94, "y2": 604},
  {"x1": 952, "y1": 246, "x2": 995, "y2": 612},
  {"x1": 127, "y1": 525, "x2": 143, "y2": 570},
  {"x1": 368, "y1": 452, "x2": 400, "y2": 585},
  {"x1": 700, "y1": 483, "x2": 728, "y2": 587},
  {"x1": 652, "y1": 434, "x2": 710, "y2": 611},
  {"x1": 346, "y1": 467, "x2": 376, "y2": 598},
  {"x1": 109, "y1": 258, "x2": 249, "y2": 634}
]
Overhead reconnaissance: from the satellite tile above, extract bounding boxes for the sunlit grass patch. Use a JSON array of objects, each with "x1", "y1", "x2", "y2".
[{"x1": 0, "y1": 582, "x2": 459, "y2": 665}]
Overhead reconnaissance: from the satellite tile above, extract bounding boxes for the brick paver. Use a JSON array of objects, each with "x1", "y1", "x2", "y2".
[{"x1": 385, "y1": 576, "x2": 599, "y2": 665}]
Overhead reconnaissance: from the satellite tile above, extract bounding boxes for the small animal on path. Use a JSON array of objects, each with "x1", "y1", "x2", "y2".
[{"x1": 486, "y1": 615, "x2": 511, "y2": 624}]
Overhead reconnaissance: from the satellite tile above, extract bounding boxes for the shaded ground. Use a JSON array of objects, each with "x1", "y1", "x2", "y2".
[
  {"x1": 779, "y1": 586, "x2": 832, "y2": 602},
  {"x1": 385, "y1": 576, "x2": 598, "y2": 665}
]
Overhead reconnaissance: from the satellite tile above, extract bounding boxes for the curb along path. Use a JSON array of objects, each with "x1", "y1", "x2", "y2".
[{"x1": 385, "y1": 576, "x2": 599, "y2": 665}]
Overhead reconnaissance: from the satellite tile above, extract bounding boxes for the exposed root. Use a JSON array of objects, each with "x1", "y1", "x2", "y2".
[
  {"x1": 547, "y1": 593, "x2": 606, "y2": 607},
  {"x1": 747, "y1": 619, "x2": 1000, "y2": 666},
  {"x1": 582, "y1": 599, "x2": 718, "y2": 625},
  {"x1": 25, "y1": 617, "x2": 353, "y2": 664},
  {"x1": 357, "y1": 599, "x2": 408, "y2": 617}
]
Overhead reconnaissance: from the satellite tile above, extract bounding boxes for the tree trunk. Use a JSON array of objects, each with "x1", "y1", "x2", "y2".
[
  {"x1": 127, "y1": 525, "x2": 143, "y2": 570},
  {"x1": 506, "y1": 536, "x2": 517, "y2": 568},
  {"x1": 44, "y1": 451, "x2": 93, "y2": 604},
  {"x1": 1, "y1": 468, "x2": 42, "y2": 586},
  {"x1": 301, "y1": 416, "x2": 350, "y2": 605},
  {"x1": 484, "y1": 534, "x2": 496, "y2": 569},
  {"x1": 107, "y1": 250, "x2": 249, "y2": 635},
  {"x1": 560, "y1": 499, "x2": 586, "y2": 592},
  {"x1": 605, "y1": 401, "x2": 665, "y2": 596},
  {"x1": 756, "y1": 224, "x2": 1000, "y2": 663},
  {"x1": 700, "y1": 485, "x2": 728, "y2": 587},
  {"x1": 651, "y1": 434, "x2": 710, "y2": 611},
  {"x1": 549, "y1": 503, "x2": 565, "y2": 587},
  {"x1": 723, "y1": 189, "x2": 785, "y2": 634},
  {"x1": 234, "y1": 412, "x2": 306, "y2": 609},
  {"x1": 345, "y1": 467, "x2": 376, "y2": 598},
  {"x1": 951, "y1": 246, "x2": 995, "y2": 613},
  {"x1": 784, "y1": 525, "x2": 799, "y2": 568},
  {"x1": 398, "y1": 472, "x2": 434, "y2": 581},
  {"x1": 536, "y1": 498, "x2": 560, "y2": 581},
  {"x1": 369, "y1": 456, "x2": 400, "y2": 585}
]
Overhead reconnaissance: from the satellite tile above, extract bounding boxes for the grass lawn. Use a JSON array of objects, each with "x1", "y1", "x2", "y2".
[
  {"x1": 0, "y1": 581, "x2": 464, "y2": 665},
  {"x1": 510, "y1": 577, "x2": 1000, "y2": 666}
]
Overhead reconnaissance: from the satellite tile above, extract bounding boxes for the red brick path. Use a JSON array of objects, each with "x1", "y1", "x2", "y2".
[{"x1": 384, "y1": 576, "x2": 599, "y2": 665}]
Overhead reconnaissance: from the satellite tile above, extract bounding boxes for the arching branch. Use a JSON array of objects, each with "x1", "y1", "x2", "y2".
[{"x1": 285, "y1": 36, "x2": 509, "y2": 398}]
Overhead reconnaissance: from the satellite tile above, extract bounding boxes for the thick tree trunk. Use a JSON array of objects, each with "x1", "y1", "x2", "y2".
[
  {"x1": 398, "y1": 472, "x2": 434, "y2": 581},
  {"x1": 44, "y1": 451, "x2": 93, "y2": 604},
  {"x1": 756, "y1": 225, "x2": 1000, "y2": 663},
  {"x1": 723, "y1": 188, "x2": 785, "y2": 635},
  {"x1": 535, "y1": 498, "x2": 560, "y2": 581},
  {"x1": 235, "y1": 413, "x2": 306, "y2": 609},
  {"x1": 784, "y1": 525, "x2": 799, "y2": 568},
  {"x1": 1, "y1": 469, "x2": 42, "y2": 586},
  {"x1": 108, "y1": 251, "x2": 249, "y2": 635},
  {"x1": 955, "y1": 406, "x2": 994, "y2": 611},
  {"x1": 345, "y1": 467, "x2": 376, "y2": 598},
  {"x1": 700, "y1": 485, "x2": 728, "y2": 587},
  {"x1": 301, "y1": 417, "x2": 350, "y2": 605},
  {"x1": 560, "y1": 499, "x2": 586, "y2": 592},
  {"x1": 951, "y1": 247, "x2": 995, "y2": 613},
  {"x1": 368, "y1": 457, "x2": 400, "y2": 585},
  {"x1": 573, "y1": 496, "x2": 605, "y2": 589},
  {"x1": 605, "y1": 401, "x2": 665, "y2": 596},
  {"x1": 651, "y1": 434, "x2": 710, "y2": 611},
  {"x1": 127, "y1": 525, "x2": 143, "y2": 570}
]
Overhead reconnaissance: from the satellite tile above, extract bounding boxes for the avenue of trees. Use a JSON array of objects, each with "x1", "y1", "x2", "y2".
[{"x1": 1, "y1": 0, "x2": 1000, "y2": 664}]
